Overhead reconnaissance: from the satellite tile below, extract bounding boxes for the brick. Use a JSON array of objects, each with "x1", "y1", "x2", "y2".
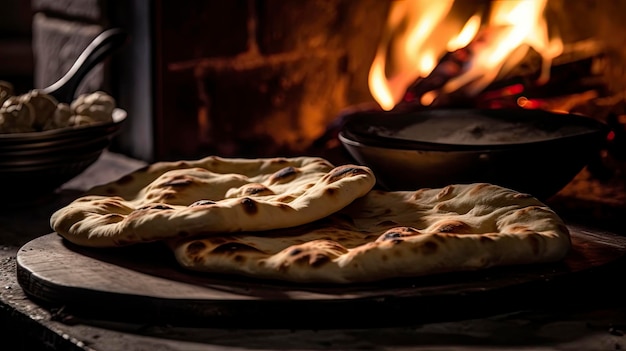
[
  {"x1": 256, "y1": 0, "x2": 389, "y2": 103},
  {"x1": 256, "y1": 0, "x2": 388, "y2": 55},
  {"x1": 336, "y1": 0, "x2": 390, "y2": 103},
  {"x1": 257, "y1": 0, "x2": 343, "y2": 55},
  {"x1": 158, "y1": 54, "x2": 350, "y2": 159},
  {"x1": 157, "y1": 0, "x2": 249, "y2": 64},
  {"x1": 32, "y1": 13, "x2": 104, "y2": 98}
]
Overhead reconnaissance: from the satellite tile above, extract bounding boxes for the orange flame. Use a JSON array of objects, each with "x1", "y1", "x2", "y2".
[{"x1": 369, "y1": 0, "x2": 563, "y2": 110}]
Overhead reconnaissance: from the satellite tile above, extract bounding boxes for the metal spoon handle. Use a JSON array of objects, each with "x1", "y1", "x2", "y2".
[{"x1": 41, "y1": 28, "x2": 128, "y2": 103}]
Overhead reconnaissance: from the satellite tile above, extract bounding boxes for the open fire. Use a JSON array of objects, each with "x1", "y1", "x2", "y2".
[
  {"x1": 369, "y1": 0, "x2": 563, "y2": 110},
  {"x1": 366, "y1": 0, "x2": 618, "y2": 115}
]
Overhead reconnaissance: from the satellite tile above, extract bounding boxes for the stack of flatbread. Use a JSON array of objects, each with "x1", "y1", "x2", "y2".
[{"x1": 50, "y1": 155, "x2": 571, "y2": 284}]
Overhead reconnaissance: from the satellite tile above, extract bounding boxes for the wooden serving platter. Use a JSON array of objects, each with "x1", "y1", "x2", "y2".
[{"x1": 16, "y1": 224, "x2": 626, "y2": 328}]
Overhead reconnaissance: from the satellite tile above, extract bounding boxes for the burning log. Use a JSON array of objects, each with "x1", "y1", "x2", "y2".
[{"x1": 393, "y1": 39, "x2": 610, "y2": 113}]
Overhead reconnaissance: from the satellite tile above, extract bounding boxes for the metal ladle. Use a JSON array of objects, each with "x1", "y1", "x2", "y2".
[{"x1": 40, "y1": 28, "x2": 128, "y2": 104}]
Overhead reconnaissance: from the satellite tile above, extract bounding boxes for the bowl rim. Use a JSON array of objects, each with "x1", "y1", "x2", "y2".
[{"x1": 340, "y1": 108, "x2": 610, "y2": 152}]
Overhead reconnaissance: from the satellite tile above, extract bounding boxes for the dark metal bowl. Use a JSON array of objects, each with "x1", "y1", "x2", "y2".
[
  {"x1": 0, "y1": 109, "x2": 127, "y2": 203},
  {"x1": 339, "y1": 108, "x2": 610, "y2": 199}
]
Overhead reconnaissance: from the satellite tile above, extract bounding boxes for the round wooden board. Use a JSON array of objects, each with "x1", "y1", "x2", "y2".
[{"x1": 16, "y1": 226, "x2": 626, "y2": 328}]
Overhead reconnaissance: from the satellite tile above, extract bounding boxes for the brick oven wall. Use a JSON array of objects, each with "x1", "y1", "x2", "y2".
[
  {"x1": 30, "y1": 0, "x2": 390, "y2": 162},
  {"x1": 30, "y1": 0, "x2": 626, "y2": 164},
  {"x1": 153, "y1": 0, "x2": 389, "y2": 162}
]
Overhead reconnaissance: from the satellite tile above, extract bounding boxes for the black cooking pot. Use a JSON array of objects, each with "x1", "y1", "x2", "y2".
[{"x1": 339, "y1": 108, "x2": 610, "y2": 199}]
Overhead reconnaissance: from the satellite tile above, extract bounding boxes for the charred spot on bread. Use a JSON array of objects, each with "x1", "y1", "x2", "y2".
[
  {"x1": 162, "y1": 178, "x2": 194, "y2": 187},
  {"x1": 383, "y1": 231, "x2": 403, "y2": 239},
  {"x1": 324, "y1": 165, "x2": 369, "y2": 183},
  {"x1": 242, "y1": 183, "x2": 275, "y2": 196},
  {"x1": 212, "y1": 242, "x2": 264, "y2": 254},
  {"x1": 289, "y1": 248, "x2": 302, "y2": 256},
  {"x1": 378, "y1": 230, "x2": 408, "y2": 243},
  {"x1": 160, "y1": 192, "x2": 176, "y2": 201},
  {"x1": 378, "y1": 227, "x2": 419, "y2": 242},
  {"x1": 190, "y1": 199, "x2": 217, "y2": 207},
  {"x1": 136, "y1": 204, "x2": 174, "y2": 211},
  {"x1": 269, "y1": 166, "x2": 299, "y2": 184},
  {"x1": 241, "y1": 197, "x2": 258, "y2": 214}
]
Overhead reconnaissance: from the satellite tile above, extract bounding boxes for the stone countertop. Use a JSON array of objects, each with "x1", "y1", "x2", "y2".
[{"x1": 1, "y1": 151, "x2": 626, "y2": 351}]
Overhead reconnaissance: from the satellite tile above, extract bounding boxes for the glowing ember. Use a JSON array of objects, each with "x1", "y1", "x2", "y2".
[{"x1": 369, "y1": 0, "x2": 564, "y2": 111}]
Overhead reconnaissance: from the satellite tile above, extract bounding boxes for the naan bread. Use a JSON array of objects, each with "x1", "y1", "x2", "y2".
[
  {"x1": 50, "y1": 156, "x2": 376, "y2": 247},
  {"x1": 169, "y1": 183, "x2": 571, "y2": 284}
]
